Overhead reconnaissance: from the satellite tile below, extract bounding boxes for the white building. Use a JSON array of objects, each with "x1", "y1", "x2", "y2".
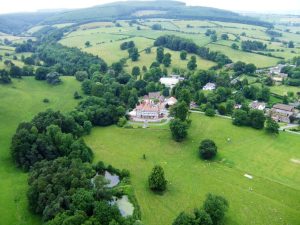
[
  {"x1": 203, "y1": 83, "x2": 216, "y2": 91},
  {"x1": 249, "y1": 101, "x2": 266, "y2": 111},
  {"x1": 159, "y1": 75, "x2": 184, "y2": 88}
]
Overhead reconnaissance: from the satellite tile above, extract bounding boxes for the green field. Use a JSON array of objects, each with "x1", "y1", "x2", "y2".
[
  {"x1": 270, "y1": 85, "x2": 300, "y2": 96},
  {"x1": 0, "y1": 77, "x2": 81, "y2": 225},
  {"x1": 59, "y1": 19, "x2": 296, "y2": 69},
  {"x1": 85, "y1": 114, "x2": 300, "y2": 225}
]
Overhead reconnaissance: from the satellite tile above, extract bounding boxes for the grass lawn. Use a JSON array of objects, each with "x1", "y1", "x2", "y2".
[
  {"x1": 85, "y1": 114, "x2": 300, "y2": 225},
  {"x1": 207, "y1": 44, "x2": 279, "y2": 68},
  {"x1": 125, "y1": 47, "x2": 216, "y2": 74},
  {"x1": 270, "y1": 85, "x2": 300, "y2": 96},
  {"x1": 0, "y1": 77, "x2": 81, "y2": 225}
]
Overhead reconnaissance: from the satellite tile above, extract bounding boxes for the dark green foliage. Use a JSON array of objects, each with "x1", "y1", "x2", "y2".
[
  {"x1": 249, "y1": 110, "x2": 266, "y2": 129},
  {"x1": 205, "y1": 108, "x2": 216, "y2": 117},
  {"x1": 156, "y1": 47, "x2": 164, "y2": 63},
  {"x1": 203, "y1": 193, "x2": 229, "y2": 225},
  {"x1": 172, "y1": 194, "x2": 228, "y2": 225},
  {"x1": 231, "y1": 43, "x2": 239, "y2": 50},
  {"x1": 266, "y1": 117, "x2": 279, "y2": 134},
  {"x1": 46, "y1": 72, "x2": 61, "y2": 85},
  {"x1": 77, "y1": 97, "x2": 126, "y2": 126},
  {"x1": 128, "y1": 47, "x2": 140, "y2": 61},
  {"x1": 36, "y1": 43, "x2": 107, "y2": 75},
  {"x1": 199, "y1": 139, "x2": 217, "y2": 160},
  {"x1": 241, "y1": 40, "x2": 267, "y2": 51},
  {"x1": 0, "y1": 69, "x2": 11, "y2": 84},
  {"x1": 233, "y1": 109, "x2": 265, "y2": 130},
  {"x1": 170, "y1": 101, "x2": 189, "y2": 121},
  {"x1": 151, "y1": 24, "x2": 162, "y2": 30},
  {"x1": 154, "y1": 35, "x2": 232, "y2": 67},
  {"x1": 15, "y1": 39, "x2": 36, "y2": 53},
  {"x1": 35, "y1": 67, "x2": 51, "y2": 80},
  {"x1": 210, "y1": 33, "x2": 217, "y2": 42},
  {"x1": 172, "y1": 212, "x2": 194, "y2": 225},
  {"x1": 75, "y1": 71, "x2": 89, "y2": 82},
  {"x1": 9, "y1": 65, "x2": 22, "y2": 78},
  {"x1": 11, "y1": 110, "x2": 94, "y2": 170},
  {"x1": 120, "y1": 41, "x2": 135, "y2": 50},
  {"x1": 233, "y1": 61, "x2": 256, "y2": 75},
  {"x1": 132, "y1": 66, "x2": 141, "y2": 77},
  {"x1": 169, "y1": 119, "x2": 189, "y2": 142},
  {"x1": 162, "y1": 53, "x2": 172, "y2": 67},
  {"x1": 221, "y1": 34, "x2": 229, "y2": 40},
  {"x1": 148, "y1": 165, "x2": 167, "y2": 192},
  {"x1": 194, "y1": 209, "x2": 213, "y2": 225},
  {"x1": 232, "y1": 109, "x2": 249, "y2": 126},
  {"x1": 27, "y1": 157, "x2": 94, "y2": 220},
  {"x1": 180, "y1": 50, "x2": 187, "y2": 60},
  {"x1": 187, "y1": 56, "x2": 197, "y2": 70},
  {"x1": 288, "y1": 41, "x2": 294, "y2": 48},
  {"x1": 74, "y1": 91, "x2": 82, "y2": 99}
]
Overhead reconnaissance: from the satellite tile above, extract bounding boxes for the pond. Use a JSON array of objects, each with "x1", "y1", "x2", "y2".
[
  {"x1": 104, "y1": 171, "x2": 120, "y2": 188},
  {"x1": 114, "y1": 195, "x2": 134, "y2": 217}
]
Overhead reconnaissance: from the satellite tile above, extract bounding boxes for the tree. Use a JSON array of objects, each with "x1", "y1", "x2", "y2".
[
  {"x1": 172, "y1": 212, "x2": 194, "y2": 225},
  {"x1": 74, "y1": 91, "x2": 82, "y2": 99},
  {"x1": 187, "y1": 56, "x2": 197, "y2": 70},
  {"x1": 151, "y1": 24, "x2": 162, "y2": 30},
  {"x1": 145, "y1": 47, "x2": 151, "y2": 54},
  {"x1": 205, "y1": 108, "x2": 215, "y2": 117},
  {"x1": 249, "y1": 110, "x2": 265, "y2": 129},
  {"x1": 128, "y1": 47, "x2": 140, "y2": 61},
  {"x1": 35, "y1": 67, "x2": 50, "y2": 80},
  {"x1": 85, "y1": 41, "x2": 91, "y2": 47},
  {"x1": 148, "y1": 165, "x2": 167, "y2": 192},
  {"x1": 156, "y1": 47, "x2": 164, "y2": 63},
  {"x1": 194, "y1": 209, "x2": 213, "y2": 225},
  {"x1": 221, "y1": 34, "x2": 229, "y2": 40},
  {"x1": 232, "y1": 109, "x2": 249, "y2": 126},
  {"x1": 46, "y1": 72, "x2": 61, "y2": 85},
  {"x1": 180, "y1": 51, "x2": 187, "y2": 60},
  {"x1": 75, "y1": 71, "x2": 89, "y2": 82},
  {"x1": 9, "y1": 65, "x2": 22, "y2": 78},
  {"x1": 231, "y1": 43, "x2": 239, "y2": 50},
  {"x1": 0, "y1": 69, "x2": 11, "y2": 84},
  {"x1": 199, "y1": 139, "x2": 217, "y2": 160},
  {"x1": 162, "y1": 53, "x2": 172, "y2": 67},
  {"x1": 132, "y1": 66, "x2": 141, "y2": 77},
  {"x1": 288, "y1": 41, "x2": 294, "y2": 48},
  {"x1": 169, "y1": 119, "x2": 189, "y2": 142},
  {"x1": 210, "y1": 34, "x2": 217, "y2": 42},
  {"x1": 170, "y1": 101, "x2": 189, "y2": 121},
  {"x1": 203, "y1": 194, "x2": 229, "y2": 225},
  {"x1": 265, "y1": 117, "x2": 279, "y2": 134}
]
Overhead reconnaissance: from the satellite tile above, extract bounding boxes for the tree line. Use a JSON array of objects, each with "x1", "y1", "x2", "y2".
[{"x1": 154, "y1": 35, "x2": 232, "y2": 68}]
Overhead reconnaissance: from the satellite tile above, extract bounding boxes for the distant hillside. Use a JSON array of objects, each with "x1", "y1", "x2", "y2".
[{"x1": 0, "y1": 0, "x2": 272, "y2": 34}]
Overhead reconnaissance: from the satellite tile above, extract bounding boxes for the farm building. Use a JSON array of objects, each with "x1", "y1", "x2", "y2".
[{"x1": 269, "y1": 104, "x2": 296, "y2": 123}]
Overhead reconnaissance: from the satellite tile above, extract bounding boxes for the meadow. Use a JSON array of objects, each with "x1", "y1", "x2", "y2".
[
  {"x1": 0, "y1": 77, "x2": 81, "y2": 225},
  {"x1": 85, "y1": 114, "x2": 300, "y2": 225},
  {"x1": 12, "y1": 18, "x2": 293, "y2": 74},
  {"x1": 59, "y1": 18, "x2": 300, "y2": 69}
]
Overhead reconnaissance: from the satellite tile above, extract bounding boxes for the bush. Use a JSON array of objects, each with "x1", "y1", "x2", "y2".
[
  {"x1": 205, "y1": 108, "x2": 215, "y2": 117},
  {"x1": 117, "y1": 117, "x2": 127, "y2": 127},
  {"x1": 43, "y1": 98, "x2": 50, "y2": 103},
  {"x1": 199, "y1": 139, "x2": 217, "y2": 160}
]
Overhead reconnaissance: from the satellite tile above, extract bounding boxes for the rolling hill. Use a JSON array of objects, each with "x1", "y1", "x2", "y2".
[{"x1": 0, "y1": 0, "x2": 272, "y2": 34}]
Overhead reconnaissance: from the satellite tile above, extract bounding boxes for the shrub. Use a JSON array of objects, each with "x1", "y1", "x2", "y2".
[{"x1": 199, "y1": 139, "x2": 217, "y2": 160}]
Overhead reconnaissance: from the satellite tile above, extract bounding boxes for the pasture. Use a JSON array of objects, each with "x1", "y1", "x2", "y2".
[
  {"x1": 59, "y1": 18, "x2": 299, "y2": 69},
  {"x1": 85, "y1": 114, "x2": 300, "y2": 225},
  {"x1": 0, "y1": 77, "x2": 81, "y2": 225}
]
